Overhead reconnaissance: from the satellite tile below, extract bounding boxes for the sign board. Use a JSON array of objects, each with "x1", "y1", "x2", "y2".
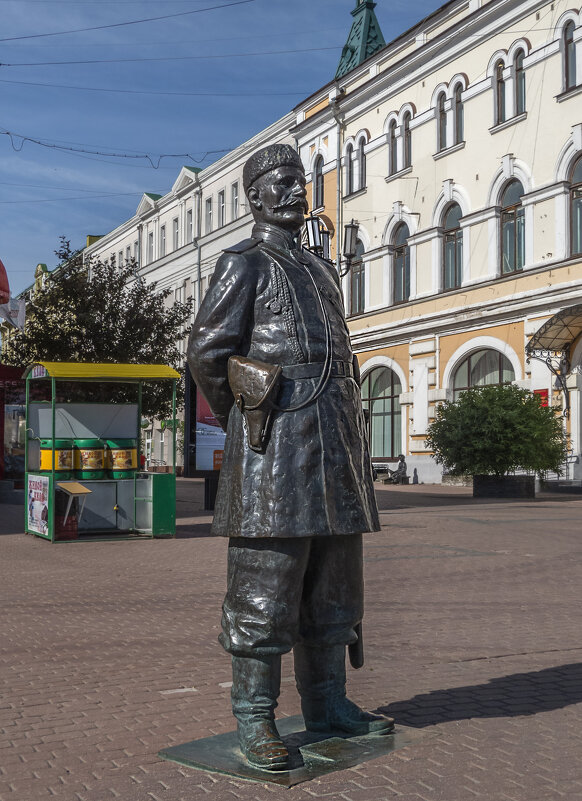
[
  {"x1": 27, "y1": 474, "x2": 50, "y2": 536},
  {"x1": 195, "y1": 392, "x2": 225, "y2": 471},
  {"x1": 533, "y1": 388, "x2": 549, "y2": 407}
]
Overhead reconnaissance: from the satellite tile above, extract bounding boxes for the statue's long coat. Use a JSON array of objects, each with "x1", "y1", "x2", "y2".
[{"x1": 187, "y1": 224, "x2": 379, "y2": 539}]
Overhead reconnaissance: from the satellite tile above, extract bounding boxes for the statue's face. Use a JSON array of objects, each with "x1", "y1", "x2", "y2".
[{"x1": 247, "y1": 166, "x2": 308, "y2": 233}]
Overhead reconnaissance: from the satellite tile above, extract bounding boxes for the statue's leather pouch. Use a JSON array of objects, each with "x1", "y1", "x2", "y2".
[{"x1": 228, "y1": 355, "x2": 282, "y2": 452}]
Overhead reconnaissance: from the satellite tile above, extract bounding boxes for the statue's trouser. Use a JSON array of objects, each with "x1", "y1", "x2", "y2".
[{"x1": 221, "y1": 535, "x2": 391, "y2": 768}]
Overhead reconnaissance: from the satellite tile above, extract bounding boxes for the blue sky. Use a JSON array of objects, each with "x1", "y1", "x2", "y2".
[{"x1": 1, "y1": 0, "x2": 440, "y2": 295}]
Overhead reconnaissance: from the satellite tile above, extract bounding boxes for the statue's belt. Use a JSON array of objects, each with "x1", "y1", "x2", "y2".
[{"x1": 281, "y1": 360, "x2": 354, "y2": 380}]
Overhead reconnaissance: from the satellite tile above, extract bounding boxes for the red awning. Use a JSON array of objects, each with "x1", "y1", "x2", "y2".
[{"x1": 0, "y1": 260, "x2": 10, "y2": 305}]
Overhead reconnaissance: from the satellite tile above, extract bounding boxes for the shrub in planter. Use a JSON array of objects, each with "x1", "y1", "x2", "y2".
[{"x1": 425, "y1": 384, "x2": 568, "y2": 495}]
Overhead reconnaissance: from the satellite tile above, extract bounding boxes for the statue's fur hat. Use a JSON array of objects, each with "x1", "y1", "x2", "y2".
[{"x1": 243, "y1": 144, "x2": 303, "y2": 193}]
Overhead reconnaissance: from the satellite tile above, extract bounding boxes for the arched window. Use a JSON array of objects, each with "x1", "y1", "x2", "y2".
[
  {"x1": 515, "y1": 49, "x2": 526, "y2": 114},
  {"x1": 443, "y1": 203, "x2": 463, "y2": 290},
  {"x1": 349, "y1": 239, "x2": 366, "y2": 316},
  {"x1": 571, "y1": 155, "x2": 582, "y2": 255},
  {"x1": 453, "y1": 349, "x2": 515, "y2": 400},
  {"x1": 495, "y1": 60, "x2": 506, "y2": 124},
  {"x1": 437, "y1": 93, "x2": 447, "y2": 151},
  {"x1": 314, "y1": 155, "x2": 324, "y2": 209},
  {"x1": 345, "y1": 144, "x2": 354, "y2": 196},
  {"x1": 388, "y1": 120, "x2": 397, "y2": 175},
  {"x1": 454, "y1": 84, "x2": 464, "y2": 144},
  {"x1": 358, "y1": 138, "x2": 366, "y2": 190},
  {"x1": 403, "y1": 112, "x2": 412, "y2": 168},
  {"x1": 500, "y1": 179, "x2": 525, "y2": 274},
  {"x1": 361, "y1": 367, "x2": 402, "y2": 459},
  {"x1": 564, "y1": 21, "x2": 577, "y2": 91},
  {"x1": 393, "y1": 223, "x2": 410, "y2": 304}
]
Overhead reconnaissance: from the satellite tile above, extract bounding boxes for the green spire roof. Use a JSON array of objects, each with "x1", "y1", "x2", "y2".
[{"x1": 335, "y1": 0, "x2": 386, "y2": 79}]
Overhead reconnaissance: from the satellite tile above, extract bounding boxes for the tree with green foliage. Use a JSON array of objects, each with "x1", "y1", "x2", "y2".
[
  {"x1": 2, "y1": 239, "x2": 192, "y2": 418},
  {"x1": 425, "y1": 384, "x2": 568, "y2": 477}
]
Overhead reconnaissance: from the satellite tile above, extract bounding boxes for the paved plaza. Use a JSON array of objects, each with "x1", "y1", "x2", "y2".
[{"x1": 1, "y1": 479, "x2": 582, "y2": 801}]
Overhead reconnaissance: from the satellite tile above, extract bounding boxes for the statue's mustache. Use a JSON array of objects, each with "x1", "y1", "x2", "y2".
[{"x1": 272, "y1": 196, "x2": 308, "y2": 212}]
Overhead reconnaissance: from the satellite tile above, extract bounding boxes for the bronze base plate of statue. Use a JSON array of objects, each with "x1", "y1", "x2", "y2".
[{"x1": 158, "y1": 718, "x2": 435, "y2": 787}]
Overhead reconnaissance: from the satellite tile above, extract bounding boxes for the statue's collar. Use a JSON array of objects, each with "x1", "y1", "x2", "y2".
[{"x1": 252, "y1": 223, "x2": 301, "y2": 254}]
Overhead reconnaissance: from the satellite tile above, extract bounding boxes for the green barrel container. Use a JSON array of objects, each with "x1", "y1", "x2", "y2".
[
  {"x1": 106, "y1": 438, "x2": 137, "y2": 479},
  {"x1": 40, "y1": 439, "x2": 75, "y2": 479},
  {"x1": 74, "y1": 439, "x2": 106, "y2": 480}
]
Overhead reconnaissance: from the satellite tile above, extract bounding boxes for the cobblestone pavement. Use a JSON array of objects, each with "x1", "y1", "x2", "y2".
[{"x1": 1, "y1": 479, "x2": 581, "y2": 801}]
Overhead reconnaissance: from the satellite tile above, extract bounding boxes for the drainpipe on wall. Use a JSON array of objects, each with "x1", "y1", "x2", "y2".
[
  {"x1": 330, "y1": 88, "x2": 345, "y2": 277},
  {"x1": 194, "y1": 186, "x2": 202, "y2": 312}
]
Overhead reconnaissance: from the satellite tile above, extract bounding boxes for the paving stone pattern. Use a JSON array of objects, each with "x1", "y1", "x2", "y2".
[{"x1": 1, "y1": 480, "x2": 581, "y2": 800}]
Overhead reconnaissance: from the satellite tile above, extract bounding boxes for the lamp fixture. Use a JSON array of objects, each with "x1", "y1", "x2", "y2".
[
  {"x1": 340, "y1": 219, "x2": 359, "y2": 277},
  {"x1": 305, "y1": 212, "x2": 331, "y2": 260}
]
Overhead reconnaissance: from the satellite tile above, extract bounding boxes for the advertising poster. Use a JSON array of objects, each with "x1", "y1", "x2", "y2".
[
  {"x1": 27, "y1": 474, "x2": 50, "y2": 536},
  {"x1": 195, "y1": 391, "x2": 225, "y2": 471}
]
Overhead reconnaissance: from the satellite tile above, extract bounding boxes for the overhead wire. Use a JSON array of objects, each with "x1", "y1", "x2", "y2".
[
  {"x1": 0, "y1": 128, "x2": 235, "y2": 168},
  {"x1": 0, "y1": 45, "x2": 342, "y2": 67},
  {"x1": 0, "y1": 78, "x2": 309, "y2": 97},
  {"x1": 0, "y1": 0, "x2": 255, "y2": 42}
]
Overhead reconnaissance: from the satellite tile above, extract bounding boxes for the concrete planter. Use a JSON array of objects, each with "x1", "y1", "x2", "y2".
[{"x1": 473, "y1": 474, "x2": 535, "y2": 498}]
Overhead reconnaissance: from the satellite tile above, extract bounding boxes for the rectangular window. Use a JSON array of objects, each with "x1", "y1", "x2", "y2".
[
  {"x1": 118, "y1": 250, "x2": 123, "y2": 266},
  {"x1": 147, "y1": 232, "x2": 154, "y2": 263},
  {"x1": 125, "y1": 246, "x2": 131, "y2": 263},
  {"x1": 218, "y1": 190, "x2": 226, "y2": 227},
  {"x1": 160, "y1": 225, "x2": 166, "y2": 257},
  {"x1": 232, "y1": 182, "x2": 239, "y2": 219},
  {"x1": 349, "y1": 262, "x2": 365, "y2": 316},
  {"x1": 172, "y1": 217, "x2": 179, "y2": 250},
  {"x1": 186, "y1": 209, "x2": 193, "y2": 243},
  {"x1": 205, "y1": 198, "x2": 213, "y2": 233},
  {"x1": 134, "y1": 240, "x2": 139, "y2": 265}
]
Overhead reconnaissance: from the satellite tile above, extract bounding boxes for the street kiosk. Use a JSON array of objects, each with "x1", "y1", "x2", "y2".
[{"x1": 24, "y1": 362, "x2": 179, "y2": 542}]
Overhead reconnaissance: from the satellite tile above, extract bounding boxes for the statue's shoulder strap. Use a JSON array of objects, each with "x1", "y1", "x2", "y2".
[{"x1": 223, "y1": 238, "x2": 259, "y2": 254}]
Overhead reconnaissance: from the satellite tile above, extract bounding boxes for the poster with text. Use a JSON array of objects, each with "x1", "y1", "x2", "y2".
[
  {"x1": 27, "y1": 474, "x2": 49, "y2": 536},
  {"x1": 196, "y1": 391, "x2": 225, "y2": 471}
]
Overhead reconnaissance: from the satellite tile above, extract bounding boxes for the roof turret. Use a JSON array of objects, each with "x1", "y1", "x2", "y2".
[{"x1": 335, "y1": 0, "x2": 386, "y2": 79}]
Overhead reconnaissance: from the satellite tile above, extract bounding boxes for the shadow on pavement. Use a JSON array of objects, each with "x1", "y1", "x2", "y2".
[
  {"x1": 377, "y1": 662, "x2": 582, "y2": 725},
  {"x1": 176, "y1": 522, "x2": 214, "y2": 538}
]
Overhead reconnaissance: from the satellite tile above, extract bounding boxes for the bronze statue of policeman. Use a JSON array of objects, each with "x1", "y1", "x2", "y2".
[{"x1": 187, "y1": 143, "x2": 393, "y2": 772}]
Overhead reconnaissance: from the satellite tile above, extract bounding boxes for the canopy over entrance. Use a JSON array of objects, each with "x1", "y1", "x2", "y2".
[
  {"x1": 525, "y1": 305, "x2": 582, "y2": 417},
  {"x1": 525, "y1": 304, "x2": 582, "y2": 355}
]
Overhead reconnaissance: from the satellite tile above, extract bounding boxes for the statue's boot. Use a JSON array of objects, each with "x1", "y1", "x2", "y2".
[
  {"x1": 231, "y1": 655, "x2": 289, "y2": 771},
  {"x1": 294, "y1": 644, "x2": 395, "y2": 736}
]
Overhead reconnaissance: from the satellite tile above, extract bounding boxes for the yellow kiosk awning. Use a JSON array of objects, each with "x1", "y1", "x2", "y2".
[{"x1": 24, "y1": 362, "x2": 181, "y2": 381}]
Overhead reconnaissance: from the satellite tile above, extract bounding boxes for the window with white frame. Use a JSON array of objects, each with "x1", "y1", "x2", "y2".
[
  {"x1": 218, "y1": 190, "x2": 226, "y2": 227},
  {"x1": 388, "y1": 120, "x2": 397, "y2": 175},
  {"x1": 500, "y1": 179, "x2": 525, "y2": 274},
  {"x1": 313, "y1": 156, "x2": 324, "y2": 209},
  {"x1": 495, "y1": 60, "x2": 506, "y2": 124},
  {"x1": 147, "y1": 232, "x2": 154, "y2": 263},
  {"x1": 357, "y1": 138, "x2": 366, "y2": 191},
  {"x1": 118, "y1": 250, "x2": 123, "y2": 266},
  {"x1": 437, "y1": 93, "x2": 447, "y2": 151},
  {"x1": 345, "y1": 143, "x2": 354, "y2": 195},
  {"x1": 160, "y1": 225, "x2": 166, "y2": 258},
  {"x1": 515, "y1": 50, "x2": 526, "y2": 114},
  {"x1": 134, "y1": 240, "x2": 139, "y2": 264},
  {"x1": 570, "y1": 154, "x2": 582, "y2": 256},
  {"x1": 172, "y1": 217, "x2": 179, "y2": 250},
  {"x1": 454, "y1": 84, "x2": 464, "y2": 143},
  {"x1": 402, "y1": 112, "x2": 412, "y2": 167},
  {"x1": 393, "y1": 223, "x2": 410, "y2": 304},
  {"x1": 232, "y1": 182, "x2": 239, "y2": 219},
  {"x1": 564, "y1": 20, "x2": 577, "y2": 92},
  {"x1": 125, "y1": 246, "x2": 131, "y2": 263},
  {"x1": 349, "y1": 239, "x2": 365, "y2": 317},
  {"x1": 186, "y1": 209, "x2": 193, "y2": 243},
  {"x1": 442, "y1": 203, "x2": 463, "y2": 290},
  {"x1": 205, "y1": 197, "x2": 213, "y2": 233}
]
